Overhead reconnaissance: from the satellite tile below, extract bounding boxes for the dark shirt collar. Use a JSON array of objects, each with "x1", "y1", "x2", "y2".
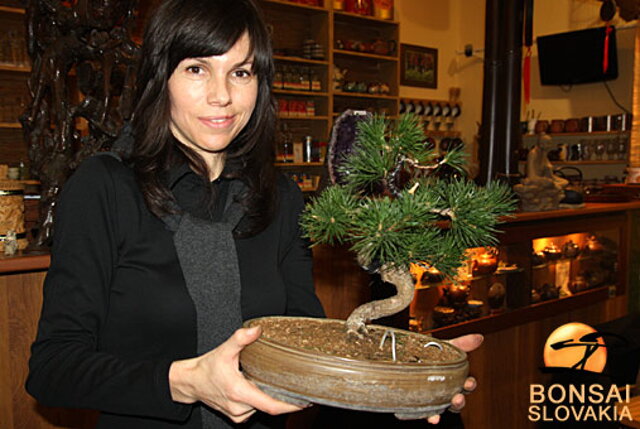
[{"x1": 166, "y1": 162, "x2": 194, "y2": 189}]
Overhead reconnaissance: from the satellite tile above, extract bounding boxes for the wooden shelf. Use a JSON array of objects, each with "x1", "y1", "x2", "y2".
[
  {"x1": 261, "y1": 0, "x2": 328, "y2": 12},
  {"x1": 0, "y1": 122, "x2": 21, "y2": 129},
  {"x1": 503, "y1": 201, "x2": 640, "y2": 224},
  {"x1": 333, "y1": 91, "x2": 397, "y2": 100},
  {"x1": 275, "y1": 162, "x2": 324, "y2": 167},
  {"x1": 0, "y1": 5, "x2": 25, "y2": 14},
  {"x1": 273, "y1": 55, "x2": 328, "y2": 65},
  {"x1": 523, "y1": 130, "x2": 630, "y2": 138},
  {"x1": 0, "y1": 64, "x2": 30, "y2": 73},
  {"x1": 278, "y1": 115, "x2": 330, "y2": 121},
  {"x1": 426, "y1": 285, "x2": 611, "y2": 339},
  {"x1": 273, "y1": 89, "x2": 329, "y2": 97},
  {"x1": 333, "y1": 10, "x2": 398, "y2": 25},
  {"x1": 401, "y1": 97, "x2": 462, "y2": 107},
  {"x1": 518, "y1": 160, "x2": 627, "y2": 165},
  {"x1": 424, "y1": 130, "x2": 461, "y2": 138},
  {"x1": 333, "y1": 49, "x2": 397, "y2": 62}
]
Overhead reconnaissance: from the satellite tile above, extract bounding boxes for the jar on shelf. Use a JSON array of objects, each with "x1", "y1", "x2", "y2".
[
  {"x1": 345, "y1": 0, "x2": 372, "y2": 15},
  {"x1": 273, "y1": 67, "x2": 284, "y2": 90},
  {"x1": 299, "y1": 67, "x2": 310, "y2": 92},
  {"x1": 373, "y1": 0, "x2": 393, "y2": 19},
  {"x1": 310, "y1": 70, "x2": 322, "y2": 92}
]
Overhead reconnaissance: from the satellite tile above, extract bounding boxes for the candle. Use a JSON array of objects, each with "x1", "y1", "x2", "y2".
[{"x1": 472, "y1": 251, "x2": 498, "y2": 276}]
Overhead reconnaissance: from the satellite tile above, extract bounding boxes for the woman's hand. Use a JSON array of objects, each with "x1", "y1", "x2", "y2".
[
  {"x1": 427, "y1": 334, "x2": 483, "y2": 425},
  {"x1": 169, "y1": 326, "x2": 303, "y2": 423}
]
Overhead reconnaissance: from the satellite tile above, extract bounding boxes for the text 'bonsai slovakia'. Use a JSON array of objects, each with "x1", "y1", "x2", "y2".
[{"x1": 302, "y1": 113, "x2": 515, "y2": 338}]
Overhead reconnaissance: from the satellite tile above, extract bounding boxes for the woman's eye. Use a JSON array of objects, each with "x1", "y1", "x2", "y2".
[
  {"x1": 232, "y1": 69, "x2": 253, "y2": 80},
  {"x1": 186, "y1": 65, "x2": 204, "y2": 75}
]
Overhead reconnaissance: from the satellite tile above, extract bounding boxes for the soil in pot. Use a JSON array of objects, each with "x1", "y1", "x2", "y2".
[{"x1": 250, "y1": 318, "x2": 459, "y2": 363}]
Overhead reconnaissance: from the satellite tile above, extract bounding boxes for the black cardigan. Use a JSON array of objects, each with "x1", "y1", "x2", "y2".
[{"x1": 26, "y1": 155, "x2": 325, "y2": 428}]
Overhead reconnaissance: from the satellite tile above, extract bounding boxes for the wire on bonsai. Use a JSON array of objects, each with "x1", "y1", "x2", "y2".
[{"x1": 301, "y1": 113, "x2": 516, "y2": 338}]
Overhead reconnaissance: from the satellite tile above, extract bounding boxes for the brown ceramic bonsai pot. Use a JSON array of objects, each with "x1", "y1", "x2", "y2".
[{"x1": 240, "y1": 316, "x2": 469, "y2": 420}]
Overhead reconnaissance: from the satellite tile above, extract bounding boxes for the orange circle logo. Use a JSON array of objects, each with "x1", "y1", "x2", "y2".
[{"x1": 543, "y1": 322, "x2": 607, "y2": 373}]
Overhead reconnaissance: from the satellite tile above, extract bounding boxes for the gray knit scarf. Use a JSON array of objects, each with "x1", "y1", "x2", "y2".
[{"x1": 110, "y1": 128, "x2": 245, "y2": 428}]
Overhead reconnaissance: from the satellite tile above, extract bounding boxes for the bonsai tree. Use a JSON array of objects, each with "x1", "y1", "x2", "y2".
[{"x1": 301, "y1": 112, "x2": 516, "y2": 338}]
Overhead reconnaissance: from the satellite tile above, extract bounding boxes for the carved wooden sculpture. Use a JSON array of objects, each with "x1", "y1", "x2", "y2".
[{"x1": 20, "y1": 0, "x2": 139, "y2": 247}]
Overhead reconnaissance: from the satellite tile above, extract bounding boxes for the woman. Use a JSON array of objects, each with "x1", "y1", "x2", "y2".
[{"x1": 27, "y1": 0, "x2": 477, "y2": 427}]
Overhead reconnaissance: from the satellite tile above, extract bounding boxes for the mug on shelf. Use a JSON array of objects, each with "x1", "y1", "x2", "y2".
[
  {"x1": 534, "y1": 120, "x2": 549, "y2": 134},
  {"x1": 550, "y1": 119, "x2": 564, "y2": 134},
  {"x1": 564, "y1": 118, "x2": 580, "y2": 133}
]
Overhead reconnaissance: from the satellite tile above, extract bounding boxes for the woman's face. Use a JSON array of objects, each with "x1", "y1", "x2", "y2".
[{"x1": 168, "y1": 32, "x2": 258, "y2": 171}]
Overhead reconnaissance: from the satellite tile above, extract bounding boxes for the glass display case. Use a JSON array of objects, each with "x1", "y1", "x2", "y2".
[{"x1": 408, "y1": 205, "x2": 629, "y2": 334}]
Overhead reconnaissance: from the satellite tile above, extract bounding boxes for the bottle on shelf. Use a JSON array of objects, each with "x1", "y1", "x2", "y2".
[
  {"x1": 299, "y1": 67, "x2": 310, "y2": 92},
  {"x1": 310, "y1": 69, "x2": 322, "y2": 92},
  {"x1": 304, "y1": 136, "x2": 313, "y2": 163},
  {"x1": 274, "y1": 66, "x2": 284, "y2": 90}
]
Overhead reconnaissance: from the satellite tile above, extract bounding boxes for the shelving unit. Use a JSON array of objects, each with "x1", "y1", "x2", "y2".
[
  {"x1": 0, "y1": 64, "x2": 30, "y2": 73},
  {"x1": 0, "y1": 3, "x2": 30, "y2": 168},
  {"x1": 260, "y1": 0, "x2": 400, "y2": 195},
  {"x1": 0, "y1": 122, "x2": 21, "y2": 129},
  {"x1": 272, "y1": 55, "x2": 329, "y2": 65},
  {"x1": 333, "y1": 9, "x2": 399, "y2": 26},
  {"x1": 262, "y1": 0, "x2": 327, "y2": 12},
  {"x1": 0, "y1": 5, "x2": 24, "y2": 14},
  {"x1": 519, "y1": 160, "x2": 627, "y2": 165},
  {"x1": 333, "y1": 49, "x2": 398, "y2": 62},
  {"x1": 333, "y1": 91, "x2": 396, "y2": 100},
  {"x1": 523, "y1": 130, "x2": 630, "y2": 138}
]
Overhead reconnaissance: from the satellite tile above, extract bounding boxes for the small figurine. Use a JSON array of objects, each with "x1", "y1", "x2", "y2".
[
  {"x1": 333, "y1": 66, "x2": 348, "y2": 91},
  {"x1": 488, "y1": 282, "x2": 506, "y2": 310},
  {"x1": 3, "y1": 230, "x2": 18, "y2": 256},
  {"x1": 513, "y1": 133, "x2": 569, "y2": 211}
]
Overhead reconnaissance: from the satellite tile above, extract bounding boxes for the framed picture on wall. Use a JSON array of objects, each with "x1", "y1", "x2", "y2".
[{"x1": 400, "y1": 44, "x2": 438, "y2": 89}]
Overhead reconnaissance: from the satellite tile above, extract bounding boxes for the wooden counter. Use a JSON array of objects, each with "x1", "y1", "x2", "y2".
[
  {"x1": 0, "y1": 252, "x2": 97, "y2": 429},
  {"x1": 503, "y1": 201, "x2": 640, "y2": 223},
  {"x1": 0, "y1": 250, "x2": 50, "y2": 274}
]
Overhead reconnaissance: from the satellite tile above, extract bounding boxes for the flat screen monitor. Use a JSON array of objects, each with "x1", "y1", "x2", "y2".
[{"x1": 537, "y1": 26, "x2": 618, "y2": 86}]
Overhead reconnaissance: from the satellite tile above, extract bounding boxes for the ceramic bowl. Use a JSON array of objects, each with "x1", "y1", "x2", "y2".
[{"x1": 240, "y1": 316, "x2": 468, "y2": 420}]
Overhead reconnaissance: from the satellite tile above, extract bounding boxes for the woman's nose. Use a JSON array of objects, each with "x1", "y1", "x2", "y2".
[{"x1": 206, "y1": 77, "x2": 231, "y2": 106}]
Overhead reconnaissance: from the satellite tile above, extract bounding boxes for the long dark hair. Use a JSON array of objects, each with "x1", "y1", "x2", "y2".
[{"x1": 130, "y1": 0, "x2": 277, "y2": 237}]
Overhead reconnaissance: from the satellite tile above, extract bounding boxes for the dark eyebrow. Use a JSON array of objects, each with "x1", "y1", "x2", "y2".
[{"x1": 234, "y1": 58, "x2": 254, "y2": 68}]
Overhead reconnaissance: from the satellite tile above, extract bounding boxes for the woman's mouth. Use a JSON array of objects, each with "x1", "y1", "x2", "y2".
[{"x1": 199, "y1": 116, "x2": 235, "y2": 129}]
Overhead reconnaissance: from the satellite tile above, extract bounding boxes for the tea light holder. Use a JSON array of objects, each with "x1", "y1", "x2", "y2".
[{"x1": 472, "y1": 251, "x2": 498, "y2": 276}]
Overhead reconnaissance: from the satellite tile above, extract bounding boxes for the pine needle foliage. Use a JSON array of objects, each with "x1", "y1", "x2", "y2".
[{"x1": 301, "y1": 114, "x2": 516, "y2": 278}]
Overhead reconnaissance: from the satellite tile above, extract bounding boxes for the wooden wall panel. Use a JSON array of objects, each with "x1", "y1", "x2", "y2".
[{"x1": 0, "y1": 270, "x2": 97, "y2": 429}]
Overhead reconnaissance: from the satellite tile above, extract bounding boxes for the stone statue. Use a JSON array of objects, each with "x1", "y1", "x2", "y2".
[
  {"x1": 513, "y1": 133, "x2": 568, "y2": 211},
  {"x1": 20, "y1": 0, "x2": 140, "y2": 247}
]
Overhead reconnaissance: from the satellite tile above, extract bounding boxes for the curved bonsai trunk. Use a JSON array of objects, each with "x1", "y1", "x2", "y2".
[{"x1": 345, "y1": 265, "x2": 415, "y2": 337}]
